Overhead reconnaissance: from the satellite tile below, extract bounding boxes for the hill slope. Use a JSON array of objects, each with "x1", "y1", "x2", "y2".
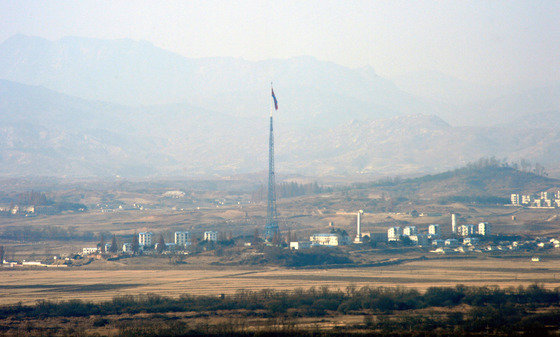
[
  {"x1": 2, "y1": 79, "x2": 560, "y2": 178},
  {"x1": 360, "y1": 160, "x2": 560, "y2": 199}
]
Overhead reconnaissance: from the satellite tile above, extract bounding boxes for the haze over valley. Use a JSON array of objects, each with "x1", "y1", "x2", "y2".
[{"x1": 1, "y1": 35, "x2": 559, "y2": 178}]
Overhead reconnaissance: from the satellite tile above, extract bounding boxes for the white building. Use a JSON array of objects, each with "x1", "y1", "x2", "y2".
[
  {"x1": 478, "y1": 222, "x2": 491, "y2": 236},
  {"x1": 409, "y1": 234, "x2": 428, "y2": 246},
  {"x1": 432, "y1": 239, "x2": 445, "y2": 247},
  {"x1": 310, "y1": 233, "x2": 341, "y2": 246},
  {"x1": 290, "y1": 241, "x2": 311, "y2": 250},
  {"x1": 457, "y1": 224, "x2": 475, "y2": 237},
  {"x1": 122, "y1": 243, "x2": 132, "y2": 253},
  {"x1": 511, "y1": 194, "x2": 520, "y2": 206},
  {"x1": 82, "y1": 247, "x2": 98, "y2": 255},
  {"x1": 204, "y1": 231, "x2": 218, "y2": 242},
  {"x1": 139, "y1": 232, "x2": 153, "y2": 247},
  {"x1": 403, "y1": 226, "x2": 418, "y2": 236},
  {"x1": 388, "y1": 227, "x2": 402, "y2": 241},
  {"x1": 463, "y1": 237, "x2": 479, "y2": 245},
  {"x1": 428, "y1": 224, "x2": 440, "y2": 236},
  {"x1": 541, "y1": 191, "x2": 550, "y2": 200},
  {"x1": 174, "y1": 231, "x2": 191, "y2": 246},
  {"x1": 522, "y1": 195, "x2": 532, "y2": 204}
]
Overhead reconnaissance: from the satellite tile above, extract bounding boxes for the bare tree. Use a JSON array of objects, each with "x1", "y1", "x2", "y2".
[
  {"x1": 132, "y1": 233, "x2": 139, "y2": 255},
  {"x1": 109, "y1": 235, "x2": 118, "y2": 253},
  {"x1": 156, "y1": 234, "x2": 165, "y2": 254},
  {"x1": 99, "y1": 234, "x2": 105, "y2": 253}
]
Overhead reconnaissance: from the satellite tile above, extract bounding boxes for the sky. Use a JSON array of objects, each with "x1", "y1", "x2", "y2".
[{"x1": 0, "y1": 0, "x2": 558, "y2": 87}]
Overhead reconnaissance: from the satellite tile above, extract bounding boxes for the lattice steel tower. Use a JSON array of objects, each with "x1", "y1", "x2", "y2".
[{"x1": 264, "y1": 88, "x2": 279, "y2": 241}]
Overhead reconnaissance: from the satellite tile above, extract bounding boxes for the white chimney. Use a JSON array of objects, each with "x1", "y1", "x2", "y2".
[
  {"x1": 354, "y1": 210, "x2": 364, "y2": 243},
  {"x1": 451, "y1": 213, "x2": 457, "y2": 233}
]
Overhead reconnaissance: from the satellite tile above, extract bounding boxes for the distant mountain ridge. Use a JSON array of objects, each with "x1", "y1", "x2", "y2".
[
  {"x1": 0, "y1": 34, "x2": 441, "y2": 129},
  {"x1": 2, "y1": 79, "x2": 560, "y2": 178},
  {"x1": 1, "y1": 34, "x2": 559, "y2": 178}
]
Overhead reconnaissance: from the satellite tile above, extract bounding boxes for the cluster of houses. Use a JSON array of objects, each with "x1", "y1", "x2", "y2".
[
  {"x1": 388, "y1": 221, "x2": 490, "y2": 245},
  {"x1": 511, "y1": 191, "x2": 560, "y2": 208},
  {"x1": 81, "y1": 230, "x2": 219, "y2": 255}
]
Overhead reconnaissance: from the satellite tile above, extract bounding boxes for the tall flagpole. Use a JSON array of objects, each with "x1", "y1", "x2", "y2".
[{"x1": 265, "y1": 83, "x2": 278, "y2": 241}]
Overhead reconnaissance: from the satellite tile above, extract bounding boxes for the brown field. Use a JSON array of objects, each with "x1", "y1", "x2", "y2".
[{"x1": 2, "y1": 256, "x2": 560, "y2": 305}]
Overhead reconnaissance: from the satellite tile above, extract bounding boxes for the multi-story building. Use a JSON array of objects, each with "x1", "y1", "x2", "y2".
[
  {"x1": 403, "y1": 226, "x2": 418, "y2": 236},
  {"x1": 139, "y1": 232, "x2": 153, "y2": 247},
  {"x1": 522, "y1": 195, "x2": 532, "y2": 204},
  {"x1": 478, "y1": 222, "x2": 490, "y2": 236},
  {"x1": 511, "y1": 194, "x2": 520, "y2": 206},
  {"x1": 387, "y1": 227, "x2": 402, "y2": 241},
  {"x1": 204, "y1": 231, "x2": 218, "y2": 242},
  {"x1": 541, "y1": 191, "x2": 550, "y2": 200},
  {"x1": 174, "y1": 231, "x2": 191, "y2": 246},
  {"x1": 310, "y1": 233, "x2": 341, "y2": 246},
  {"x1": 456, "y1": 224, "x2": 473, "y2": 237},
  {"x1": 428, "y1": 224, "x2": 440, "y2": 236},
  {"x1": 122, "y1": 243, "x2": 132, "y2": 253}
]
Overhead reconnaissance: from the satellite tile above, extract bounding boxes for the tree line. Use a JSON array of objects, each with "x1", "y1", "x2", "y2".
[
  {"x1": 1, "y1": 284, "x2": 558, "y2": 319},
  {"x1": 0, "y1": 225, "x2": 97, "y2": 242},
  {"x1": 1, "y1": 284, "x2": 559, "y2": 336},
  {"x1": 251, "y1": 182, "x2": 332, "y2": 202}
]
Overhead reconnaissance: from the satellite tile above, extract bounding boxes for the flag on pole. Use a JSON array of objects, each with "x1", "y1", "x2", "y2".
[{"x1": 271, "y1": 87, "x2": 278, "y2": 110}]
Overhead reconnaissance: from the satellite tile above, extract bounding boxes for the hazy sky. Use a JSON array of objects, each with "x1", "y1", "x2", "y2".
[{"x1": 1, "y1": 0, "x2": 558, "y2": 87}]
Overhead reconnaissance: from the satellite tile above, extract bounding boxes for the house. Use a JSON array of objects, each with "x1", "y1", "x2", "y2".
[
  {"x1": 204, "y1": 231, "x2": 218, "y2": 242},
  {"x1": 122, "y1": 243, "x2": 132, "y2": 253},
  {"x1": 463, "y1": 237, "x2": 479, "y2": 245},
  {"x1": 310, "y1": 233, "x2": 341, "y2": 246},
  {"x1": 409, "y1": 234, "x2": 428, "y2": 246},
  {"x1": 387, "y1": 227, "x2": 402, "y2": 241},
  {"x1": 290, "y1": 241, "x2": 311, "y2": 250},
  {"x1": 403, "y1": 226, "x2": 418, "y2": 236},
  {"x1": 445, "y1": 239, "x2": 459, "y2": 247},
  {"x1": 82, "y1": 247, "x2": 98, "y2": 255},
  {"x1": 432, "y1": 239, "x2": 445, "y2": 247}
]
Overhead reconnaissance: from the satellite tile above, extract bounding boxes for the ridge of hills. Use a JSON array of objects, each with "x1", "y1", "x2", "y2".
[
  {"x1": 2, "y1": 79, "x2": 560, "y2": 178},
  {"x1": 347, "y1": 159, "x2": 559, "y2": 203},
  {"x1": 0, "y1": 34, "x2": 559, "y2": 178}
]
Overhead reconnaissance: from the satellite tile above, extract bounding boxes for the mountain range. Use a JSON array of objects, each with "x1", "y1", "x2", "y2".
[{"x1": 0, "y1": 35, "x2": 559, "y2": 178}]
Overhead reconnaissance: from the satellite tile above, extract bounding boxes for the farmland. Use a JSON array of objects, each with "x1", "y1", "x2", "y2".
[{"x1": 2, "y1": 256, "x2": 560, "y2": 306}]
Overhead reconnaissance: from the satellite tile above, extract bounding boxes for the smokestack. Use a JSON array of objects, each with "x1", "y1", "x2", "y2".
[
  {"x1": 354, "y1": 210, "x2": 364, "y2": 243},
  {"x1": 451, "y1": 213, "x2": 457, "y2": 233}
]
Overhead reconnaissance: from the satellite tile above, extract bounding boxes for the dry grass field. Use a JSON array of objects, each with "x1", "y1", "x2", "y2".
[{"x1": 2, "y1": 256, "x2": 560, "y2": 305}]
